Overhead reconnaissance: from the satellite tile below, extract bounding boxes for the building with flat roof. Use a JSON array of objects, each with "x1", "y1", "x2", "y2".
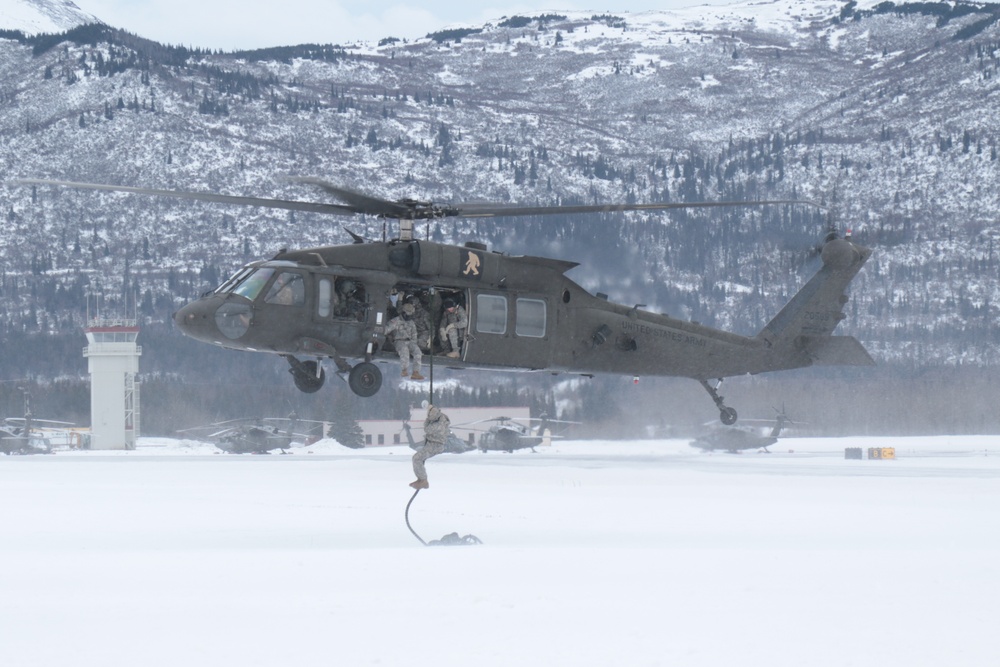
[{"x1": 358, "y1": 406, "x2": 531, "y2": 447}]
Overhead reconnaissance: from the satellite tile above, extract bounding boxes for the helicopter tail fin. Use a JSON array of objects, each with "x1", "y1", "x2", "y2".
[
  {"x1": 757, "y1": 237, "x2": 874, "y2": 367},
  {"x1": 796, "y1": 335, "x2": 873, "y2": 366}
]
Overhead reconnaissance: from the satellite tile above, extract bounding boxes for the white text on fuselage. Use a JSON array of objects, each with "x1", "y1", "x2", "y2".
[{"x1": 621, "y1": 321, "x2": 706, "y2": 346}]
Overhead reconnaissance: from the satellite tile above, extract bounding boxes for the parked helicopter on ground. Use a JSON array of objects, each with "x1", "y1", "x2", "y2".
[
  {"x1": 0, "y1": 390, "x2": 72, "y2": 455},
  {"x1": 1, "y1": 420, "x2": 52, "y2": 455},
  {"x1": 460, "y1": 414, "x2": 578, "y2": 453},
  {"x1": 180, "y1": 415, "x2": 324, "y2": 454},
  {"x1": 17, "y1": 177, "x2": 874, "y2": 424},
  {"x1": 689, "y1": 406, "x2": 794, "y2": 453}
]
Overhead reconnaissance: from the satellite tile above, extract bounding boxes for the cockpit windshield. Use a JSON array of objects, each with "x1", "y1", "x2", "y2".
[
  {"x1": 230, "y1": 268, "x2": 276, "y2": 301},
  {"x1": 215, "y1": 266, "x2": 254, "y2": 294}
]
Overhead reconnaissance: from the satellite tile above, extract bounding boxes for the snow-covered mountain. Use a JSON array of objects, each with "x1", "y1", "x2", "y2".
[
  {"x1": 0, "y1": 0, "x2": 100, "y2": 35},
  {"x1": 1, "y1": 0, "x2": 1000, "y2": 428}
]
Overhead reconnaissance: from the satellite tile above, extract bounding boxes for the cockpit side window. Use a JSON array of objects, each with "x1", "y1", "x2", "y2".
[
  {"x1": 231, "y1": 268, "x2": 275, "y2": 301},
  {"x1": 264, "y1": 272, "x2": 305, "y2": 306},
  {"x1": 333, "y1": 277, "x2": 366, "y2": 321}
]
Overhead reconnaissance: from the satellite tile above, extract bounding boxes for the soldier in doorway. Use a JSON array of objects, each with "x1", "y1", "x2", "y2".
[
  {"x1": 406, "y1": 294, "x2": 433, "y2": 353},
  {"x1": 384, "y1": 303, "x2": 424, "y2": 380},
  {"x1": 439, "y1": 299, "x2": 467, "y2": 358}
]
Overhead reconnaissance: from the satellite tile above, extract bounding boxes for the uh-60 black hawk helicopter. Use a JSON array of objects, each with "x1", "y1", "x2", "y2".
[{"x1": 18, "y1": 177, "x2": 874, "y2": 424}]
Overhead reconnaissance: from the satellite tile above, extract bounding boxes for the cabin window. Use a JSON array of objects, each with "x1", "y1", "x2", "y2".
[
  {"x1": 476, "y1": 294, "x2": 507, "y2": 334},
  {"x1": 232, "y1": 268, "x2": 275, "y2": 301},
  {"x1": 264, "y1": 272, "x2": 305, "y2": 306},
  {"x1": 318, "y1": 278, "x2": 332, "y2": 318},
  {"x1": 515, "y1": 298, "x2": 546, "y2": 338}
]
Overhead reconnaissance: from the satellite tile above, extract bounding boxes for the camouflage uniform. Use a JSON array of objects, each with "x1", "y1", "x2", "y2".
[
  {"x1": 407, "y1": 297, "x2": 433, "y2": 353},
  {"x1": 384, "y1": 307, "x2": 422, "y2": 377},
  {"x1": 439, "y1": 303, "x2": 468, "y2": 354},
  {"x1": 412, "y1": 405, "x2": 449, "y2": 483}
]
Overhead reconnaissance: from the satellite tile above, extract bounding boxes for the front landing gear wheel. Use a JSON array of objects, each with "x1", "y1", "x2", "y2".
[
  {"x1": 720, "y1": 407, "x2": 738, "y2": 426},
  {"x1": 348, "y1": 362, "x2": 382, "y2": 397},
  {"x1": 292, "y1": 360, "x2": 326, "y2": 394}
]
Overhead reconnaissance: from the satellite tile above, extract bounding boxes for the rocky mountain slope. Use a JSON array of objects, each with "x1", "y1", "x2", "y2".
[{"x1": 1, "y1": 0, "x2": 1000, "y2": 430}]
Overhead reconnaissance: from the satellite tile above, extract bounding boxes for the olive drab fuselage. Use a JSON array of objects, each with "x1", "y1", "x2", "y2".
[{"x1": 173, "y1": 235, "x2": 873, "y2": 385}]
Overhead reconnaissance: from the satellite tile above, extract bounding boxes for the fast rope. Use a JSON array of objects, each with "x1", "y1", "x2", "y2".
[{"x1": 405, "y1": 489, "x2": 482, "y2": 547}]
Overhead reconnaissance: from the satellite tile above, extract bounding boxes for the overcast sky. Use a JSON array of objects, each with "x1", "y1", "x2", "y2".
[{"x1": 80, "y1": 0, "x2": 739, "y2": 50}]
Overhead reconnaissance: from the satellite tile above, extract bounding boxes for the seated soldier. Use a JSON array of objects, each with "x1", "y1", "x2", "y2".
[{"x1": 438, "y1": 298, "x2": 467, "y2": 358}]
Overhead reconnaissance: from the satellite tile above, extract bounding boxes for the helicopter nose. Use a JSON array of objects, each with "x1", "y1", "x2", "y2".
[
  {"x1": 174, "y1": 300, "x2": 212, "y2": 340},
  {"x1": 176, "y1": 296, "x2": 255, "y2": 343},
  {"x1": 173, "y1": 297, "x2": 225, "y2": 343}
]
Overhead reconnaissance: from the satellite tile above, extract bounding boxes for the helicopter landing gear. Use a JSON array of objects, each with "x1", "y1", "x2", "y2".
[
  {"x1": 699, "y1": 378, "x2": 738, "y2": 425},
  {"x1": 348, "y1": 362, "x2": 382, "y2": 397},
  {"x1": 286, "y1": 356, "x2": 326, "y2": 394}
]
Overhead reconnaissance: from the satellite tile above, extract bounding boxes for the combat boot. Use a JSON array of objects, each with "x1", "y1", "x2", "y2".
[
  {"x1": 401, "y1": 369, "x2": 409, "y2": 377},
  {"x1": 409, "y1": 479, "x2": 429, "y2": 490},
  {"x1": 410, "y1": 371, "x2": 425, "y2": 380},
  {"x1": 446, "y1": 351, "x2": 460, "y2": 358}
]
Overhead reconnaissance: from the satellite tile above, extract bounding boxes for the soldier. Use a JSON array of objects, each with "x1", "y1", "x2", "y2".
[
  {"x1": 266, "y1": 272, "x2": 302, "y2": 305},
  {"x1": 406, "y1": 294, "x2": 433, "y2": 353},
  {"x1": 384, "y1": 303, "x2": 424, "y2": 380},
  {"x1": 335, "y1": 279, "x2": 363, "y2": 319},
  {"x1": 410, "y1": 404, "x2": 450, "y2": 489},
  {"x1": 439, "y1": 299, "x2": 467, "y2": 358}
]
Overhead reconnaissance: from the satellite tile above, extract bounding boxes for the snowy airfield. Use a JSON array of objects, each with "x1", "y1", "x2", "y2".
[{"x1": 3, "y1": 435, "x2": 999, "y2": 667}]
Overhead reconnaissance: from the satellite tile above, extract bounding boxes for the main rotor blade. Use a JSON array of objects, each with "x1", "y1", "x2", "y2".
[
  {"x1": 287, "y1": 177, "x2": 414, "y2": 218},
  {"x1": 449, "y1": 199, "x2": 819, "y2": 219},
  {"x1": 16, "y1": 178, "x2": 821, "y2": 221},
  {"x1": 15, "y1": 178, "x2": 361, "y2": 217}
]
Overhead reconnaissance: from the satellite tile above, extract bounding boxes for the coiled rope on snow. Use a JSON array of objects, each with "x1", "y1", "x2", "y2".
[{"x1": 405, "y1": 489, "x2": 482, "y2": 546}]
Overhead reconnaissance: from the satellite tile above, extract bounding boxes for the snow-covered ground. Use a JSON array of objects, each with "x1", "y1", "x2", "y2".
[{"x1": 2, "y1": 435, "x2": 998, "y2": 667}]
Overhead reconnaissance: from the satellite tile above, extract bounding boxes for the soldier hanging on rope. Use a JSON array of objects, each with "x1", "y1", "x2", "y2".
[{"x1": 410, "y1": 404, "x2": 450, "y2": 489}]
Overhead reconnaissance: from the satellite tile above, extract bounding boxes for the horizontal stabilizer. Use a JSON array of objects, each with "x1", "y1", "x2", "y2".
[{"x1": 799, "y1": 335, "x2": 875, "y2": 366}]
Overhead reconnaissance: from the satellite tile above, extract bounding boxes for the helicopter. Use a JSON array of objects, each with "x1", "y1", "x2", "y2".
[
  {"x1": 17, "y1": 177, "x2": 874, "y2": 424},
  {"x1": 0, "y1": 420, "x2": 53, "y2": 455},
  {"x1": 179, "y1": 414, "x2": 324, "y2": 454},
  {"x1": 460, "y1": 414, "x2": 578, "y2": 453},
  {"x1": 689, "y1": 406, "x2": 794, "y2": 453},
  {"x1": 1, "y1": 390, "x2": 69, "y2": 455}
]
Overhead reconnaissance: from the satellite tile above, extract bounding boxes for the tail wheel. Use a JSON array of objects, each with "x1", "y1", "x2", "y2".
[
  {"x1": 720, "y1": 407, "x2": 738, "y2": 425},
  {"x1": 348, "y1": 362, "x2": 382, "y2": 397}
]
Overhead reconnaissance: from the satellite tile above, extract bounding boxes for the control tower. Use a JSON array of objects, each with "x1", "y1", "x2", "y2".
[{"x1": 83, "y1": 318, "x2": 141, "y2": 450}]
